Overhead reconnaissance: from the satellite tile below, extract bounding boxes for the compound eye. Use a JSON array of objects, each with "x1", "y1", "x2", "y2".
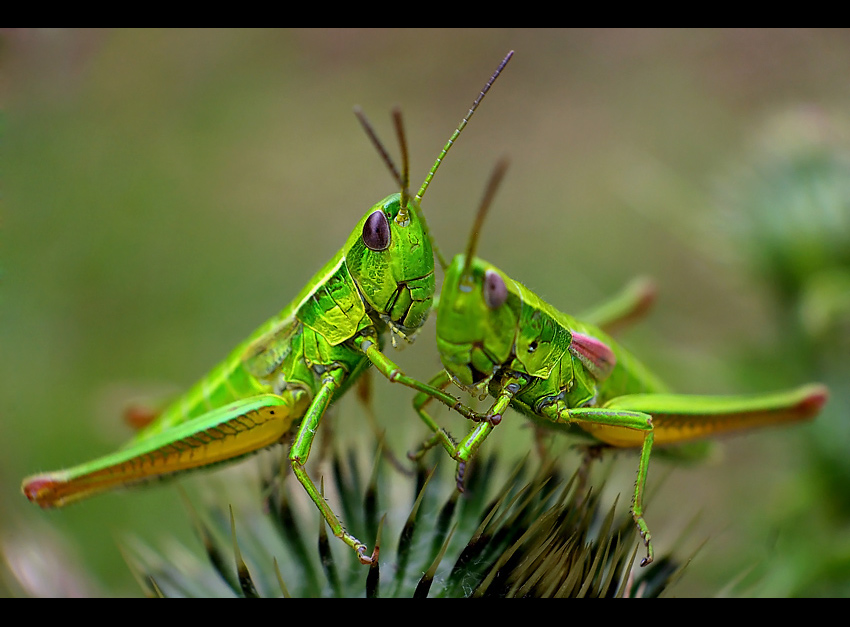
[
  {"x1": 363, "y1": 210, "x2": 391, "y2": 251},
  {"x1": 483, "y1": 269, "x2": 508, "y2": 309}
]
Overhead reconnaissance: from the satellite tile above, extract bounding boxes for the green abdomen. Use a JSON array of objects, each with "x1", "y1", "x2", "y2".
[
  {"x1": 601, "y1": 343, "x2": 669, "y2": 401},
  {"x1": 132, "y1": 339, "x2": 275, "y2": 441}
]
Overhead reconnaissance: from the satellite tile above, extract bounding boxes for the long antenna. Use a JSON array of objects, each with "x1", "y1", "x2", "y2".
[
  {"x1": 415, "y1": 50, "x2": 514, "y2": 204},
  {"x1": 354, "y1": 106, "x2": 405, "y2": 192},
  {"x1": 354, "y1": 106, "x2": 413, "y2": 226},
  {"x1": 415, "y1": 50, "x2": 514, "y2": 269},
  {"x1": 461, "y1": 157, "x2": 510, "y2": 282},
  {"x1": 356, "y1": 50, "x2": 514, "y2": 269},
  {"x1": 392, "y1": 107, "x2": 411, "y2": 225}
]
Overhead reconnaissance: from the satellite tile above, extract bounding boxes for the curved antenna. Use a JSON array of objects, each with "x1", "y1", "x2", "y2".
[{"x1": 461, "y1": 157, "x2": 510, "y2": 282}]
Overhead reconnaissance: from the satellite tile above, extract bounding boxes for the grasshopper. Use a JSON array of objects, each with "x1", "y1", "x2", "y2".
[
  {"x1": 413, "y1": 160, "x2": 829, "y2": 567},
  {"x1": 21, "y1": 52, "x2": 515, "y2": 564}
]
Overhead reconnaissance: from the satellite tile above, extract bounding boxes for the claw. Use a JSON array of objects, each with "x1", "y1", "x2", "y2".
[
  {"x1": 357, "y1": 544, "x2": 377, "y2": 565},
  {"x1": 455, "y1": 461, "x2": 466, "y2": 492},
  {"x1": 635, "y1": 523, "x2": 653, "y2": 567}
]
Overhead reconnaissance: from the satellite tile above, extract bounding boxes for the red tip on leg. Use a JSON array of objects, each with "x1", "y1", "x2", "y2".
[
  {"x1": 796, "y1": 384, "x2": 829, "y2": 419},
  {"x1": 21, "y1": 476, "x2": 61, "y2": 508}
]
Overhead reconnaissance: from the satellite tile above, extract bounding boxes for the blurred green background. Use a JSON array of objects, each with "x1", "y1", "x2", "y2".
[{"x1": 2, "y1": 29, "x2": 849, "y2": 596}]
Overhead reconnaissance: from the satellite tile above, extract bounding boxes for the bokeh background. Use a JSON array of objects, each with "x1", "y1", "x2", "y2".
[{"x1": 2, "y1": 28, "x2": 849, "y2": 596}]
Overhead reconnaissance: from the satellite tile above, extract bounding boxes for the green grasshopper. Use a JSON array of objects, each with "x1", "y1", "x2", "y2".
[
  {"x1": 21, "y1": 52, "x2": 515, "y2": 565},
  {"x1": 413, "y1": 159, "x2": 829, "y2": 567}
]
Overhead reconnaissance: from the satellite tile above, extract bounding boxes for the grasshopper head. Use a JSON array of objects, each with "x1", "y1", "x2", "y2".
[
  {"x1": 436, "y1": 254, "x2": 518, "y2": 394},
  {"x1": 346, "y1": 193, "x2": 436, "y2": 339}
]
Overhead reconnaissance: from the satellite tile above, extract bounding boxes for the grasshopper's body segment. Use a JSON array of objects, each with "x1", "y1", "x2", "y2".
[
  {"x1": 25, "y1": 192, "x2": 430, "y2": 500},
  {"x1": 414, "y1": 163, "x2": 829, "y2": 567},
  {"x1": 23, "y1": 194, "x2": 434, "y2": 561},
  {"x1": 22, "y1": 51, "x2": 516, "y2": 564},
  {"x1": 133, "y1": 191, "x2": 435, "y2": 443}
]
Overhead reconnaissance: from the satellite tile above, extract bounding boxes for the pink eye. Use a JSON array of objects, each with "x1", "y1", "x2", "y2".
[
  {"x1": 483, "y1": 269, "x2": 508, "y2": 309},
  {"x1": 363, "y1": 210, "x2": 391, "y2": 251}
]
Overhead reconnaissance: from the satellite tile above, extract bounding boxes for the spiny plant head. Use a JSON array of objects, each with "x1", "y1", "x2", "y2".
[{"x1": 120, "y1": 436, "x2": 689, "y2": 598}]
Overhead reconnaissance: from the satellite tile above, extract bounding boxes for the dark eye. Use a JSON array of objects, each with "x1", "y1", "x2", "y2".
[
  {"x1": 363, "y1": 210, "x2": 390, "y2": 251},
  {"x1": 483, "y1": 269, "x2": 508, "y2": 309}
]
